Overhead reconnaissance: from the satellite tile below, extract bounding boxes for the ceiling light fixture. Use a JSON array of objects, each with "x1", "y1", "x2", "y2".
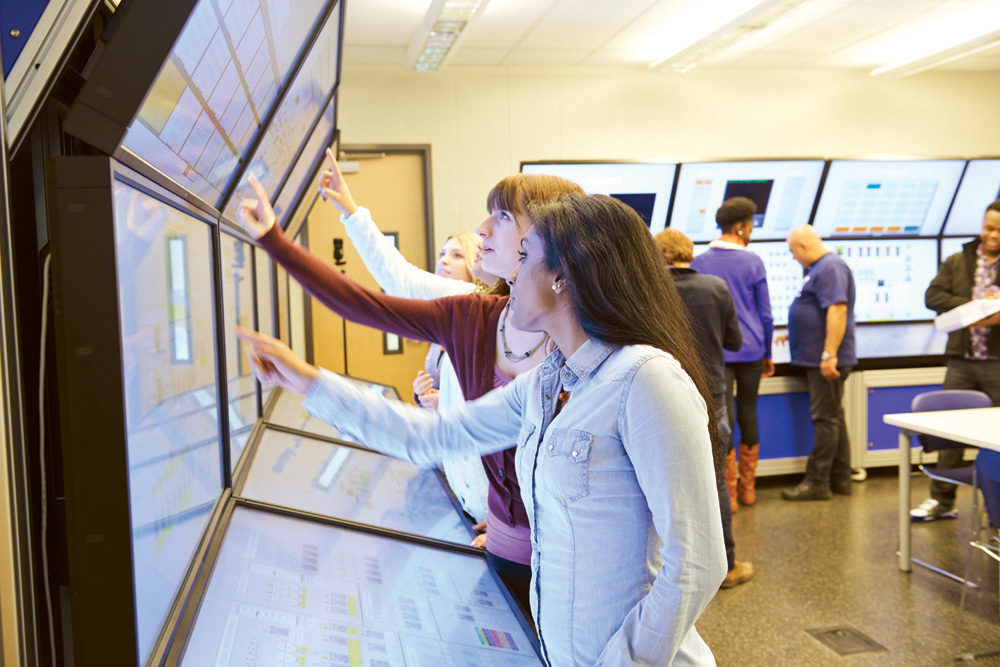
[
  {"x1": 870, "y1": 27, "x2": 1000, "y2": 78},
  {"x1": 650, "y1": 0, "x2": 818, "y2": 74},
  {"x1": 405, "y1": 0, "x2": 490, "y2": 72}
]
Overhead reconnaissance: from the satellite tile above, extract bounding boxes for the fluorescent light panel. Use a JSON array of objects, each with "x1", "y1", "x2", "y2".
[
  {"x1": 871, "y1": 26, "x2": 1000, "y2": 78},
  {"x1": 650, "y1": 0, "x2": 818, "y2": 74},
  {"x1": 406, "y1": 0, "x2": 489, "y2": 71}
]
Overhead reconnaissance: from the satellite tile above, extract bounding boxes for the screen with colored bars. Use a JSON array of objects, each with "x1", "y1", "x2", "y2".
[
  {"x1": 940, "y1": 236, "x2": 976, "y2": 262},
  {"x1": 240, "y1": 428, "x2": 474, "y2": 544},
  {"x1": 112, "y1": 178, "x2": 223, "y2": 665},
  {"x1": 121, "y1": 0, "x2": 328, "y2": 208},
  {"x1": 827, "y1": 239, "x2": 937, "y2": 322},
  {"x1": 692, "y1": 241, "x2": 802, "y2": 327},
  {"x1": 812, "y1": 160, "x2": 965, "y2": 237},
  {"x1": 670, "y1": 160, "x2": 825, "y2": 242},
  {"x1": 942, "y1": 159, "x2": 1000, "y2": 235},
  {"x1": 520, "y1": 162, "x2": 676, "y2": 233},
  {"x1": 221, "y1": 6, "x2": 340, "y2": 223},
  {"x1": 180, "y1": 507, "x2": 542, "y2": 666}
]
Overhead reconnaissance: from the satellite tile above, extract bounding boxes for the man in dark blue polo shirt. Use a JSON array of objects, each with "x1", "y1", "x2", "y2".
[{"x1": 779, "y1": 225, "x2": 857, "y2": 501}]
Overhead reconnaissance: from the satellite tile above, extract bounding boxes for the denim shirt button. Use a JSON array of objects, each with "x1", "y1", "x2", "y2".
[
  {"x1": 545, "y1": 394, "x2": 550, "y2": 400},
  {"x1": 498, "y1": 468, "x2": 504, "y2": 477},
  {"x1": 571, "y1": 450, "x2": 578, "y2": 457},
  {"x1": 547, "y1": 444, "x2": 554, "y2": 451}
]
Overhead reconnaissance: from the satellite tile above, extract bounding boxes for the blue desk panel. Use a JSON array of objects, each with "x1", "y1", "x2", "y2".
[
  {"x1": 734, "y1": 391, "x2": 815, "y2": 459},
  {"x1": 1, "y1": 0, "x2": 50, "y2": 77},
  {"x1": 866, "y1": 384, "x2": 942, "y2": 451}
]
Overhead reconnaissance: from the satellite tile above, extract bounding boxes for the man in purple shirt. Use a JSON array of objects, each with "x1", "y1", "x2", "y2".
[
  {"x1": 911, "y1": 199, "x2": 1000, "y2": 521},
  {"x1": 779, "y1": 226, "x2": 857, "y2": 501}
]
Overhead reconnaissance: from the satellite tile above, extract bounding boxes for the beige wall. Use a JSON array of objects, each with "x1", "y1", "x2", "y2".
[{"x1": 339, "y1": 64, "x2": 1000, "y2": 248}]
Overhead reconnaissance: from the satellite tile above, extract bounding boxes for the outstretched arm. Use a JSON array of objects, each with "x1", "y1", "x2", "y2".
[{"x1": 318, "y1": 149, "x2": 476, "y2": 300}]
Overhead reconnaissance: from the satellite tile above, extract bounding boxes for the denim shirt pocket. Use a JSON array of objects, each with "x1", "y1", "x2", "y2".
[{"x1": 540, "y1": 428, "x2": 593, "y2": 502}]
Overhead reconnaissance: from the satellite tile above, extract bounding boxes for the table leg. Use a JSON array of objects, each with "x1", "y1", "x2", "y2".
[{"x1": 899, "y1": 430, "x2": 911, "y2": 572}]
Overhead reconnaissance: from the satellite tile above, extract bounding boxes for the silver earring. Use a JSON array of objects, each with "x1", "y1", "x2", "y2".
[{"x1": 551, "y1": 282, "x2": 560, "y2": 292}]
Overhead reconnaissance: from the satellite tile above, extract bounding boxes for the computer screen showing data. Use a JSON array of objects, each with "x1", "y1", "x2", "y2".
[
  {"x1": 270, "y1": 94, "x2": 336, "y2": 227},
  {"x1": 267, "y1": 383, "x2": 399, "y2": 443},
  {"x1": 520, "y1": 162, "x2": 676, "y2": 233},
  {"x1": 940, "y1": 236, "x2": 975, "y2": 262},
  {"x1": 221, "y1": 6, "x2": 341, "y2": 222},
  {"x1": 112, "y1": 177, "x2": 223, "y2": 664},
  {"x1": 241, "y1": 428, "x2": 473, "y2": 544},
  {"x1": 812, "y1": 160, "x2": 965, "y2": 237},
  {"x1": 121, "y1": 0, "x2": 329, "y2": 208},
  {"x1": 180, "y1": 507, "x2": 542, "y2": 666},
  {"x1": 670, "y1": 160, "x2": 825, "y2": 242},
  {"x1": 692, "y1": 241, "x2": 802, "y2": 327},
  {"x1": 828, "y1": 239, "x2": 937, "y2": 322},
  {"x1": 942, "y1": 159, "x2": 1000, "y2": 235}
]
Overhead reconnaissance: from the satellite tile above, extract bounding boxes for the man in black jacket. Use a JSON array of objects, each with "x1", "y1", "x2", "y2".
[
  {"x1": 911, "y1": 198, "x2": 1000, "y2": 521},
  {"x1": 656, "y1": 228, "x2": 753, "y2": 588}
]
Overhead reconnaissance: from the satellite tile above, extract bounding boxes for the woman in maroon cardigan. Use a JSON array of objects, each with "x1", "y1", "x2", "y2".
[{"x1": 240, "y1": 172, "x2": 583, "y2": 617}]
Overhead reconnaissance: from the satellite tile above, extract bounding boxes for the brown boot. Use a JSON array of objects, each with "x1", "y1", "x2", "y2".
[
  {"x1": 738, "y1": 443, "x2": 759, "y2": 505},
  {"x1": 725, "y1": 449, "x2": 738, "y2": 514},
  {"x1": 721, "y1": 560, "x2": 754, "y2": 588}
]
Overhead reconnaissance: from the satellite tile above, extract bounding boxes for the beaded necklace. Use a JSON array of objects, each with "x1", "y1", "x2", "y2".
[{"x1": 499, "y1": 304, "x2": 548, "y2": 362}]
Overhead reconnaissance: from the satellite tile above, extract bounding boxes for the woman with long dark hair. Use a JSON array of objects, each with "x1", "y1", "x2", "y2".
[{"x1": 238, "y1": 193, "x2": 726, "y2": 665}]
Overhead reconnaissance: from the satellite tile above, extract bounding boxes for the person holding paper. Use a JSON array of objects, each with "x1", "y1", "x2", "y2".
[{"x1": 911, "y1": 198, "x2": 1000, "y2": 521}]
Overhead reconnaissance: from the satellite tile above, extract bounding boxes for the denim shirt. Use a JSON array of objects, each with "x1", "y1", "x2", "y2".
[{"x1": 303, "y1": 338, "x2": 726, "y2": 666}]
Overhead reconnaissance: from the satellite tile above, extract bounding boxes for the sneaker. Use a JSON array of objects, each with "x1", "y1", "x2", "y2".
[
  {"x1": 851, "y1": 467, "x2": 867, "y2": 482},
  {"x1": 781, "y1": 480, "x2": 832, "y2": 501},
  {"x1": 909, "y1": 498, "x2": 958, "y2": 522},
  {"x1": 720, "y1": 561, "x2": 754, "y2": 589}
]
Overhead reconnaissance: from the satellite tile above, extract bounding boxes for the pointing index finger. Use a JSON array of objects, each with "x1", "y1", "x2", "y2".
[{"x1": 247, "y1": 173, "x2": 268, "y2": 202}]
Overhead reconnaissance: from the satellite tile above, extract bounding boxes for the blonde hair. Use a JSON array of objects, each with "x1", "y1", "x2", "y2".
[
  {"x1": 654, "y1": 228, "x2": 694, "y2": 264},
  {"x1": 443, "y1": 231, "x2": 483, "y2": 286}
]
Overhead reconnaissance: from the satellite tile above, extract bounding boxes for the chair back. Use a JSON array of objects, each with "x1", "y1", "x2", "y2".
[
  {"x1": 911, "y1": 390, "x2": 993, "y2": 453},
  {"x1": 976, "y1": 450, "x2": 1000, "y2": 530}
]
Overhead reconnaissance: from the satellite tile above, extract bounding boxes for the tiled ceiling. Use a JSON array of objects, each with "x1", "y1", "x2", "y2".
[{"x1": 344, "y1": 0, "x2": 1000, "y2": 72}]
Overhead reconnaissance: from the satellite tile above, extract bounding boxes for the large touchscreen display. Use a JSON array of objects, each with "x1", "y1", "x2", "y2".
[{"x1": 181, "y1": 507, "x2": 542, "y2": 666}]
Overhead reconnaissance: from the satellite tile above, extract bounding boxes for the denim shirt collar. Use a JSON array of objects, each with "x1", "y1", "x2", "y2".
[{"x1": 540, "y1": 337, "x2": 618, "y2": 391}]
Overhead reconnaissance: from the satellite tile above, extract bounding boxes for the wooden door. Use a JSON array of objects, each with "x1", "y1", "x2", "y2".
[{"x1": 305, "y1": 150, "x2": 430, "y2": 402}]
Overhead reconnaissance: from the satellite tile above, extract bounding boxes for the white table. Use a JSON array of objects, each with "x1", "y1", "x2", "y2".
[{"x1": 884, "y1": 407, "x2": 1000, "y2": 572}]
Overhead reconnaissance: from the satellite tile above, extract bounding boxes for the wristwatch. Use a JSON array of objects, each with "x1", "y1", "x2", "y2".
[{"x1": 820, "y1": 351, "x2": 834, "y2": 361}]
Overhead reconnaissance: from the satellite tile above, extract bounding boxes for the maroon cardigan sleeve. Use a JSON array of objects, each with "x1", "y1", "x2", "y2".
[{"x1": 258, "y1": 223, "x2": 458, "y2": 346}]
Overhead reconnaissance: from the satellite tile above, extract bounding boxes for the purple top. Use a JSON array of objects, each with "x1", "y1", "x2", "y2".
[
  {"x1": 690, "y1": 243, "x2": 773, "y2": 362},
  {"x1": 485, "y1": 366, "x2": 531, "y2": 563}
]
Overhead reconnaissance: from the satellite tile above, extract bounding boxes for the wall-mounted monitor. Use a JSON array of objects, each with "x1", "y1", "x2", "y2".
[
  {"x1": 942, "y1": 159, "x2": 1000, "y2": 235},
  {"x1": 239, "y1": 428, "x2": 474, "y2": 544},
  {"x1": 65, "y1": 0, "x2": 332, "y2": 210},
  {"x1": 812, "y1": 160, "x2": 965, "y2": 237},
  {"x1": 179, "y1": 507, "x2": 543, "y2": 666},
  {"x1": 266, "y1": 384, "x2": 399, "y2": 443},
  {"x1": 827, "y1": 238, "x2": 937, "y2": 322},
  {"x1": 670, "y1": 160, "x2": 825, "y2": 242},
  {"x1": 220, "y1": 5, "x2": 342, "y2": 224},
  {"x1": 50, "y1": 157, "x2": 226, "y2": 665},
  {"x1": 270, "y1": 97, "x2": 337, "y2": 228},
  {"x1": 254, "y1": 246, "x2": 277, "y2": 409},
  {"x1": 940, "y1": 236, "x2": 976, "y2": 262},
  {"x1": 692, "y1": 241, "x2": 801, "y2": 327},
  {"x1": 520, "y1": 161, "x2": 676, "y2": 234}
]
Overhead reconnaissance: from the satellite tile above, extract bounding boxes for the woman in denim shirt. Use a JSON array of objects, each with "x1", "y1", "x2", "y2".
[{"x1": 239, "y1": 194, "x2": 727, "y2": 666}]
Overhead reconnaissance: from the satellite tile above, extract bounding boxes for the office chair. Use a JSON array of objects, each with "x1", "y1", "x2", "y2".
[
  {"x1": 910, "y1": 389, "x2": 993, "y2": 581},
  {"x1": 954, "y1": 449, "x2": 1000, "y2": 662}
]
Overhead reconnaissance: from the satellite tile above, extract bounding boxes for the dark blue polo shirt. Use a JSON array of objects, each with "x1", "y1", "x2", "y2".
[{"x1": 788, "y1": 251, "x2": 857, "y2": 367}]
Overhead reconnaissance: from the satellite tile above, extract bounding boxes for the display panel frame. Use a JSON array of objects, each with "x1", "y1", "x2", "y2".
[
  {"x1": 233, "y1": 422, "x2": 478, "y2": 546},
  {"x1": 168, "y1": 500, "x2": 543, "y2": 666},
  {"x1": 519, "y1": 159, "x2": 679, "y2": 234},
  {"x1": 812, "y1": 158, "x2": 966, "y2": 238},
  {"x1": 668, "y1": 157, "x2": 828, "y2": 242},
  {"x1": 48, "y1": 155, "x2": 234, "y2": 667}
]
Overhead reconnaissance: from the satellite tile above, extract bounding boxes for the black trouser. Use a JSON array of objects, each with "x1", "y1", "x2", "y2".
[
  {"x1": 931, "y1": 358, "x2": 1000, "y2": 505},
  {"x1": 725, "y1": 360, "x2": 764, "y2": 445},
  {"x1": 487, "y1": 551, "x2": 536, "y2": 635},
  {"x1": 804, "y1": 366, "x2": 853, "y2": 488},
  {"x1": 713, "y1": 392, "x2": 735, "y2": 570}
]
